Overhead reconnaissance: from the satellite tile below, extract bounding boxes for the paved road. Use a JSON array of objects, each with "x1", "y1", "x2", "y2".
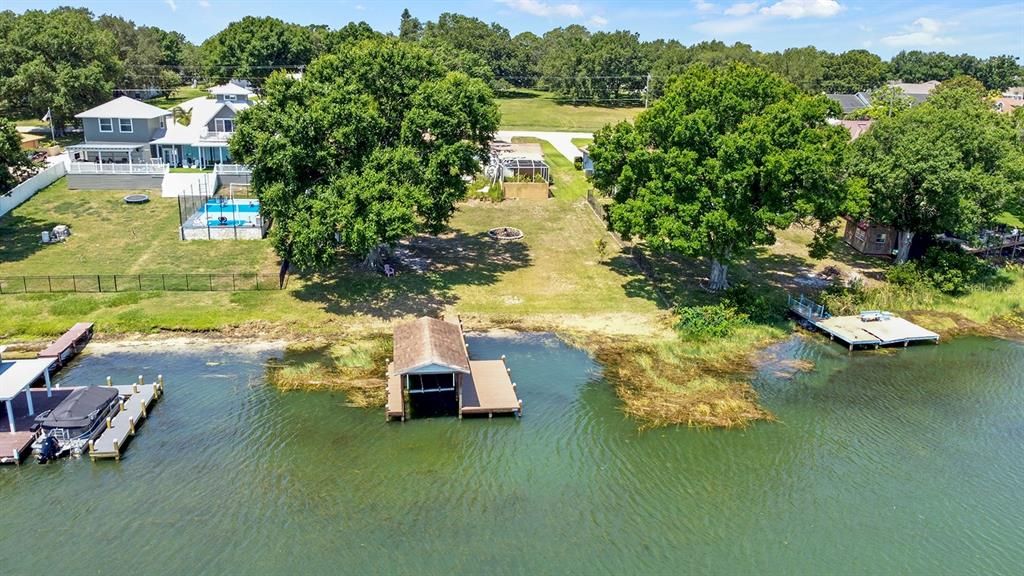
[{"x1": 495, "y1": 130, "x2": 593, "y2": 162}]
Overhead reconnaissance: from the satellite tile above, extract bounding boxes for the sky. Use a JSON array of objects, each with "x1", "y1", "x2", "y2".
[{"x1": 6, "y1": 0, "x2": 1023, "y2": 59}]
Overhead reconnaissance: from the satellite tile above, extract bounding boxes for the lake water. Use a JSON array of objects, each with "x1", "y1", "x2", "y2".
[{"x1": 1, "y1": 333, "x2": 1022, "y2": 575}]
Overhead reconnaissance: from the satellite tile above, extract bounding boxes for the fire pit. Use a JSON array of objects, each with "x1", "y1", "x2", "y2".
[{"x1": 488, "y1": 227, "x2": 524, "y2": 241}]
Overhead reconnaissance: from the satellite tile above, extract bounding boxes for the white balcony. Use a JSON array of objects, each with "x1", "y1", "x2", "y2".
[
  {"x1": 199, "y1": 129, "x2": 234, "y2": 141},
  {"x1": 213, "y1": 163, "x2": 251, "y2": 175}
]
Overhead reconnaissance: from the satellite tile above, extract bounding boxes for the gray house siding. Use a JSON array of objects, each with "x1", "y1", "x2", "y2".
[
  {"x1": 66, "y1": 173, "x2": 165, "y2": 190},
  {"x1": 206, "y1": 106, "x2": 238, "y2": 130},
  {"x1": 83, "y1": 117, "x2": 164, "y2": 143}
]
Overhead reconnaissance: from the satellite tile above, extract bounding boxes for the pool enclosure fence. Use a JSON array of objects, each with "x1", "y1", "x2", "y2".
[{"x1": 177, "y1": 185, "x2": 269, "y2": 240}]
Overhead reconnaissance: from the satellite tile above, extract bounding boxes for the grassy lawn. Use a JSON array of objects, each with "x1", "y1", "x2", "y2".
[
  {"x1": 498, "y1": 90, "x2": 642, "y2": 132},
  {"x1": 146, "y1": 87, "x2": 208, "y2": 109},
  {"x1": 0, "y1": 180, "x2": 276, "y2": 276}
]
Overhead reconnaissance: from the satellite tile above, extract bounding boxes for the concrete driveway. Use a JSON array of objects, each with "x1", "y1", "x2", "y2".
[{"x1": 495, "y1": 130, "x2": 593, "y2": 162}]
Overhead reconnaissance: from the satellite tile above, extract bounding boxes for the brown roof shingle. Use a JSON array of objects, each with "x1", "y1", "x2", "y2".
[{"x1": 391, "y1": 317, "x2": 470, "y2": 375}]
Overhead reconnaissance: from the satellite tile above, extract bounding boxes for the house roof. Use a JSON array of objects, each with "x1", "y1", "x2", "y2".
[
  {"x1": 75, "y1": 96, "x2": 172, "y2": 119},
  {"x1": 995, "y1": 97, "x2": 1024, "y2": 114},
  {"x1": 150, "y1": 96, "x2": 248, "y2": 146},
  {"x1": 208, "y1": 82, "x2": 253, "y2": 96},
  {"x1": 888, "y1": 80, "x2": 941, "y2": 95},
  {"x1": 391, "y1": 317, "x2": 470, "y2": 376},
  {"x1": 826, "y1": 92, "x2": 871, "y2": 114},
  {"x1": 829, "y1": 119, "x2": 875, "y2": 140}
]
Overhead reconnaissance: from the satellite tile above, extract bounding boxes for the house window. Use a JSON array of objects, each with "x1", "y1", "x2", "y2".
[
  {"x1": 119, "y1": 118, "x2": 133, "y2": 133},
  {"x1": 215, "y1": 118, "x2": 234, "y2": 133},
  {"x1": 225, "y1": 94, "x2": 237, "y2": 102},
  {"x1": 98, "y1": 118, "x2": 113, "y2": 132},
  {"x1": 159, "y1": 116, "x2": 166, "y2": 129},
  {"x1": 875, "y1": 233, "x2": 887, "y2": 244},
  {"x1": 854, "y1": 228, "x2": 866, "y2": 243}
]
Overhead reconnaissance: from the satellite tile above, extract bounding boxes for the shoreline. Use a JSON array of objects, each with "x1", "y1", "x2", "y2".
[{"x1": 3, "y1": 308, "x2": 1020, "y2": 430}]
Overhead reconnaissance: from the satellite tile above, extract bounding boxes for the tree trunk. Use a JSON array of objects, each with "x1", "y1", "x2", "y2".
[
  {"x1": 709, "y1": 259, "x2": 730, "y2": 291},
  {"x1": 361, "y1": 243, "x2": 391, "y2": 271},
  {"x1": 895, "y1": 230, "x2": 915, "y2": 264}
]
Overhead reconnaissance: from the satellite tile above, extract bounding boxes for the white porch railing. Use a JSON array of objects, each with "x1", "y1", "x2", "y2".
[
  {"x1": 68, "y1": 162, "x2": 168, "y2": 175},
  {"x1": 214, "y1": 164, "x2": 251, "y2": 175},
  {"x1": 199, "y1": 130, "x2": 234, "y2": 141}
]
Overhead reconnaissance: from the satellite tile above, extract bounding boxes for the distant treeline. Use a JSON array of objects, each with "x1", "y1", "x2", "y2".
[{"x1": 0, "y1": 6, "x2": 1021, "y2": 125}]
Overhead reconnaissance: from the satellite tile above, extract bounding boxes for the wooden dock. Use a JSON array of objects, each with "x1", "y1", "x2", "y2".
[
  {"x1": 0, "y1": 431, "x2": 37, "y2": 465},
  {"x1": 789, "y1": 294, "x2": 939, "y2": 350},
  {"x1": 459, "y1": 359, "x2": 522, "y2": 418},
  {"x1": 386, "y1": 363, "x2": 406, "y2": 421},
  {"x1": 89, "y1": 378, "x2": 163, "y2": 461},
  {"x1": 37, "y1": 322, "x2": 94, "y2": 372}
]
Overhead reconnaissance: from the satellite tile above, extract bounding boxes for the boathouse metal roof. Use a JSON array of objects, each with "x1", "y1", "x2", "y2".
[{"x1": 391, "y1": 317, "x2": 470, "y2": 376}]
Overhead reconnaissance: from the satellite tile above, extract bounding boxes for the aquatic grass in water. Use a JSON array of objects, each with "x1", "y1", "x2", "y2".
[{"x1": 267, "y1": 335, "x2": 391, "y2": 407}]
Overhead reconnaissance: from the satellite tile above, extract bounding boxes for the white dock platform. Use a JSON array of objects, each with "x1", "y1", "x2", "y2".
[
  {"x1": 789, "y1": 294, "x2": 939, "y2": 350},
  {"x1": 89, "y1": 381, "x2": 163, "y2": 460}
]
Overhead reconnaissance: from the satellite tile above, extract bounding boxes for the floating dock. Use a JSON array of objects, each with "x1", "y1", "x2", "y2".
[
  {"x1": 789, "y1": 294, "x2": 939, "y2": 350},
  {"x1": 89, "y1": 377, "x2": 163, "y2": 460},
  {"x1": 37, "y1": 322, "x2": 94, "y2": 372}
]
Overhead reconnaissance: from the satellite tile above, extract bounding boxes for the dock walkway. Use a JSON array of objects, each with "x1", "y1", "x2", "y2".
[
  {"x1": 460, "y1": 359, "x2": 521, "y2": 417},
  {"x1": 38, "y1": 322, "x2": 94, "y2": 371},
  {"x1": 89, "y1": 381, "x2": 163, "y2": 460},
  {"x1": 789, "y1": 294, "x2": 939, "y2": 350}
]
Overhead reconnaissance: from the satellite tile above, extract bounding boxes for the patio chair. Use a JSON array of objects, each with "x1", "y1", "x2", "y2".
[{"x1": 383, "y1": 264, "x2": 397, "y2": 278}]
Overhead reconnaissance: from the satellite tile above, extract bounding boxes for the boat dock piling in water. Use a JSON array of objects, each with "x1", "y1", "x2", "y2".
[{"x1": 89, "y1": 374, "x2": 164, "y2": 461}]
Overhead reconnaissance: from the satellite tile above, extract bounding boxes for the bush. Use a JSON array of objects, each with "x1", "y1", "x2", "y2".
[
  {"x1": 723, "y1": 284, "x2": 787, "y2": 324},
  {"x1": 819, "y1": 277, "x2": 868, "y2": 316},
  {"x1": 675, "y1": 304, "x2": 748, "y2": 339},
  {"x1": 887, "y1": 246, "x2": 997, "y2": 295},
  {"x1": 573, "y1": 156, "x2": 584, "y2": 170}
]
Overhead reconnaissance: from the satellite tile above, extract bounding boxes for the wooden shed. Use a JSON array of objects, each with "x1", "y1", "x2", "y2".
[{"x1": 843, "y1": 217, "x2": 897, "y2": 256}]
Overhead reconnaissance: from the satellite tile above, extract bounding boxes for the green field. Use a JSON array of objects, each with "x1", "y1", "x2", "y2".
[
  {"x1": 145, "y1": 87, "x2": 209, "y2": 109},
  {"x1": 498, "y1": 90, "x2": 643, "y2": 132}
]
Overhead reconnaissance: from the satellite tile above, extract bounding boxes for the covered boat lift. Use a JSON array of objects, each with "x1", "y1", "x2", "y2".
[{"x1": 0, "y1": 355, "x2": 57, "y2": 463}]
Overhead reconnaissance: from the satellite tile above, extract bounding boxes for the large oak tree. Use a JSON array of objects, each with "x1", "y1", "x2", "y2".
[
  {"x1": 230, "y1": 38, "x2": 499, "y2": 270},
  {"x1": 849, "y1": 83, "x2": 1024, "y2": 262},
  {"x1": 590, "y1": 63, "x2": 854, "y2": 290}
]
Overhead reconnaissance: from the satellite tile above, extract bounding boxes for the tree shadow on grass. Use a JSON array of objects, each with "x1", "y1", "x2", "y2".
[
  {"x1": 0, "y1": 213, "x2": 65, "y2": 266},
  {"x1": 292, "y1": 231, "x2": 532, "y2": 320}
]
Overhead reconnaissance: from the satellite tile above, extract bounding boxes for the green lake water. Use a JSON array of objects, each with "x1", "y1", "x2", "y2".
[{"x1": 1, "y1": 333, "x2": 1022, "y2": 575}]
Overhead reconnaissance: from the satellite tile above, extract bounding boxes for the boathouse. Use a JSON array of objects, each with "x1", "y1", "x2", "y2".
[{"x1": 387, "y1": 317, "x2": 522, "y2": 421}]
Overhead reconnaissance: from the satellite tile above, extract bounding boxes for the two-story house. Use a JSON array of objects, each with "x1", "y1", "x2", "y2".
[
  {"x1": 66, "y1": 97, "x2": 173, "y2": 189},
  {"x1": 150, "y1": 82, "x2": 252, "y2": 169}
]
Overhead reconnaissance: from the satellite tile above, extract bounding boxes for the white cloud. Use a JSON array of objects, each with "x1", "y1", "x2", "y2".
[
  {"x1": 693, "y1": 0, "x2": 718, "y2": 14},
  {"x1": 724, "y1": 2, "x2": 761, "y2": 16},
  {"x1": 589, "y1": 15, "x2": 609, "y2": 27},
  {"x1": 760, "y1": 0, "x2": 842, "y2": 19},
  {"x1": 165, "y1": 0, "x2": 177, "y2": 11},
  {"x1": 881, "y1": 17, "x2": 955, "y2": 47},
  {"x1": 498, "y1": 0, "x2": 583, "y2": 18},
  {"x1": 198, "y1": 0, "x2": 210, "y2": 7},
  {"x1": 355, "y1": 3, "x2": 365, "y2": 9}
]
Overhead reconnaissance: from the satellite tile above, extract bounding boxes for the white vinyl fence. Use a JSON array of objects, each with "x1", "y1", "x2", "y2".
[{"x1": 0, "y1": 162, "x2": 67, "y2": 218}]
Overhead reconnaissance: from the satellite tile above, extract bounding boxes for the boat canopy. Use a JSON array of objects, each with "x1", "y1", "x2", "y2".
[{"x1": 35, "y1": 387, "x2": 118, "y2": 429}]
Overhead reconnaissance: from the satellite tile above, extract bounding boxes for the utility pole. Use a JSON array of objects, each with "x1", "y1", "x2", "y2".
[{"x1": 644, "y1": 73, "x2": 651, "y2": 108}]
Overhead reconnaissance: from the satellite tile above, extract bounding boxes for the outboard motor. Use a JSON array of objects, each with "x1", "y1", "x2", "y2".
[{"x1": 37, "y1": 435, "x2": 61, "y2": 464}]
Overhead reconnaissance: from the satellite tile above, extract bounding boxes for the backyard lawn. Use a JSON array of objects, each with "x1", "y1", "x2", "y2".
[
  {"x1": 498, "y1": 90, "x2": 642, "y2": 132},
  {"x1": 144, "y1": 86, "x2": 209, "y2": 109}
]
